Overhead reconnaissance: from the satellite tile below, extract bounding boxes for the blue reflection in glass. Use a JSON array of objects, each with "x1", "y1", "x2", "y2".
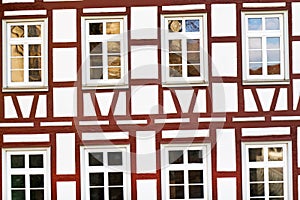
[
  {"x1": 186, "y1": 20, "x2": 199, "y2": 32},
  {"x1": 267, "y1": 37, "x2": 280, "y2": 49},
  {"x1": 248, "y1": 18, "x2": 262, "y2": 30},
  {"x1": 266, "y1": 17, "x2": 280, "y2": 30}
]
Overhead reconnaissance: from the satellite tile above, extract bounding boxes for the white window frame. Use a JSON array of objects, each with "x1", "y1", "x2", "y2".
[
  {"x1": 81, "y1": 16, "x2": 128, "y2": 89},
  {"x1": 2, "y1": 19, "x2": 48, "y2": 91},
  {"x1": 241, "y1": 11, "x2": 289, "y2": 85},
  {"x1": 242, "y1": 141, "x2": 293, "y2": 200},
  {"x1": 161, "y1": 143, "x2": 212, "y2": 200},
  {"x1": 161, "y1": 14, "x2": 208, "y2": 87},
  {"x1": 2, "y1": 148, "x2": 51, "y2": 200},
  {"x1": 80, "y1": 145, "x2": 131, "y2": 200}
]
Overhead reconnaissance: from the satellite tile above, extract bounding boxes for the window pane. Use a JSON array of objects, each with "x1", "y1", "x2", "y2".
[
  {"x1": 169, "y1": 171, "x2": 184, "y2": 184},
  {"x1": 250, "y1": 168, "x2": 264, "y2": 182},
  {"x1": 249, "y1": 38, "x2": 262, "y2": 49},
  {"x1": 108, "y1": 55, "x2": 121, "y2": 66},
  {"x1": 11, "y1": 58, "x2": 24, "y2": 69},
  {"x1": 269, "y1": 168, "x2": 283, "y2": 181},
  {"x1": 89, "y1": 23, "x2": 103, "y2": 35},
  {"x1": 107, "y1": 41, "x2": 120, "y2": 53},
  {"x1": 12, "y1": 70, "x2": 24, "y2": 82},
  {"x1": 90, "y1": 42, "x2": 102, "y2": 54},
  {"x1": 11, "y1": 155, "x2": 25, "y2": 168},
  {"x1": 28, "y1": 25, "x2": 41, "y2": 37},
  {"x1": 29, "y1": 45, "x2": 41, "y2": 56},
  {"x1": 89, "y1": 173, "x2": 104, "y2": 186},
  {"x1": 248, "y1": 18, "x2": 262, "y2": 30},
  {"x1": 108, "y1": 172, "x2": 123, "y2": 186},
  {"x1": 29, "y1": 70, "x2": 41, "y2": 82},
  {"x1": 189, "y1": 185, "x2": 204, "y2": 198},
  {"x1": 188, "y1": 150, "x2": 202, "y2": 163},
  {"x1": 30, "y1": 175, "x2": 44, "y2": 188},
  {"x1": 249, "y1": 50, "x2": 262, "y2": 62},
  {"x1": 12, "y1": 190, "x2": 25, "y2": 200},
  {"x1": 270, "y1": 198, "x2": 284, "y2": 200},
  {"x1": 29, "y1": 155, "x2": 43, "y2": 168},
  {"x1": 268, "y1": 147, "x2": 283, "y2": 161},
  {"x1": 169, "y1": 151, "x2": 183, "y2": 164},
  {"x1": 90, "y1": 188, "x2": 104, "y2": 200},
  {"x1": 168, "y1": 20, "x2": 182, "y2": 32},
  {"x1": 169, "y1": 40, "x2": 182, "y2": 51},
  {"x1": 249, "y1": 63, "x2": 263, "y2": 75},
  {"x1": 187, "y1": 39, "x2": 200, "y2": 51},
  {"x1": 108, "y1": 67, "x2": 121, "y2": 79},
  {"x1": 266, "y1": 17, "x2": 280, "y2": 30},
  {"x1": 170, "y1": 186, "x2": 184, "y2": 199},
  {"x1": 185, "y1": 19, "x2": 199, "y2": 32},
  {"x1": 89, "y1": 152, "x2": 103, "y2": 166},
  {"x1": 108, "y1": 152, "x2": 122, "y2": 166},
  {"x1": 169, "y1": 66, "x2": 182, "y2": 77},
  {"x1": 249, "y1": 148, "x2": 264, "y2": 162},
  {"x1": 30, "y1": 190, "x2": 44, "y2": 200},
  {"x1": 267, "y1": 37, "x2": 280, "y2": 49},
  {"x1": 267, "y1": 50, "x2": 280, "y2": 62},
  {"x1": 90, "y1": 68, "x2": 103, "y2": 79},
  {"x1": 29, "y1": 58, "x2": 41, "y2": 69},
  {"x1": 268, "y1": 64, "x2": 280, "y2": 75},
  {"x1": 90, "y1": 55, "x2": 103, "y2": 66},
  {"x1": 11, "y1": 26, "x2": 24, "y2": 38},
  {"x1": 187, "y1": 53, "x2": 200, "y2": 64},
  {"x1": 106, "y1": 22, "x2": 120, "y2": 34},
  {"x1": 188, "y1": 170, "x2": 203, "y2": 183},
  {"x1": 109, "y1": 187, "x2": 123, "y2": 200},
  {"x1": 12, "y1": 175, "x2": 25, "y2": 188},
  {"x1": 11, "y1": 45, "x2": 24, "y2": 56},
  {"x1": 188, "y1": 65, "x2": 200, "y2": 77},
  {"x1": 269, "y1": 183, "x2": 284, "y2": 196},
  {"x1": 250, "y1": 183, "x2": 265, "y2": 196},
  {"x1": 169, "y1": 53, "x2": 182, "y2": 64}
]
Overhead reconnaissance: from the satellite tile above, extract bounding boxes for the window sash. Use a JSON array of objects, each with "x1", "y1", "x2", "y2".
[{"x1": 4, "y1": 20, "x2": 47, "y2": 88}]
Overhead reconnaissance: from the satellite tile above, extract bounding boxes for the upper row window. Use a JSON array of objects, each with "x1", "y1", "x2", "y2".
[{"x1": 1, "y1": 11, "x2": 289, "y2": 91}]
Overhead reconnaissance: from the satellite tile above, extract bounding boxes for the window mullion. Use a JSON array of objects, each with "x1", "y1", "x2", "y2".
[
  {"x1": 182, "y1": 39, "x2": 187, "y2": 78},
  {"x1": 262, "y1": 35, "x2": 268, "y2": 77},
  {"x1": 24, "y1": 43, "x2": 29, "y2": 84}
]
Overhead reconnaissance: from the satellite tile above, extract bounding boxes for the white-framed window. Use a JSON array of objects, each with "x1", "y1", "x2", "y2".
[
  {"x1": 242, "y1": 142, "x2": 293, "y2": 200},
  {"x1": 161, "y1": 14, "x2": 208, "y2": 86},
  {"x1": 242, "y1": 11, "x2": 289, "y2": 84},
  {"x1": 2, "y1": 148, "x2": 51, "y2": 200},
  {"x1": 81, "y1": 16, "x2": 128, "y2": 89},
  {"x1": 2, "y1": 19, "x2": 48, "y2": 91},
  {"x1": 80, "y1": 145, "x2": 131, "y2": 200},
  {"x1": 161, "y1": 143, "x2": 212, "y2": 200}
]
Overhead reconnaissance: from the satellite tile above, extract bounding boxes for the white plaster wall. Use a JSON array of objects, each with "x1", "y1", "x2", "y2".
[
  {"x1": 137, "y1": 180, "x2": 157, "y2": 200},
  {"x1": 131, "y1": 46, "x2": 158, "y2": 79},
  {"x1": 292, "y1": 3, "x2": 300, "y2": 36},
  {"x1": 211, "y1": 4, "x2": 236, "y2": 37},
  {"x1": 256, "y1": 88, "x2": 275, "y2": 111},
  {"x1": 242, "y1": 127, "x2": 290, "y2": 137},
  {"x1": 217, "y1": 129, "x2": 236, "y2": 171},
  {"x1": 36, "y1": 95, "x2": 47, "y2": 118},
  {"x1": 275, "y1": 88, "x2": 288, "y2": 111},
  {"x1": 293, "y1": 79, "x2": 300, "y2": 110},
  {"x1": 3, "y1": 0, "x2": 33, "y2": 3},
  {"x1": 131, "y1": 7, "x2": 157, "y2": 39},
  {"x1": 114, "y1": 92, "x2": 127, "y2": 116},
  {"x1": 83, "y1": 93, "x2": 96, "y2": 116},
  {"x1": 53, "y1": 87, "x2": 77, "y2": 117},
  {"x1": 163, "y1": 90, "x2": 177, "y2": 114},
  {"x1": 244, "y1": 89, "x2": 258, "y2": 112},
  {"x1": 4, "y1": 96, "x2": 17, "y2": 119},
  {"x1": 212, "y1": 83, "x2": 238, "y2": 112},
  {"x1": 136, "y1": 131, "x2": 156, "y2": 173},
  {"x1": 193, "y1": 90, "x2": 206, "y2": 113},
  {"x1": 212, "y1": 42, "x2": 237, "y2": 77},
  {"x1": 16, "y1": 96, "x2": 34, "y2": 118},
  {"x1": 293, "y1": 41, "x2": 300, "y2": 74},
  {"x1": 56, "y1": 133, "x2": 75, "y2": 174},
  {"x1": 95, "y1": 92, "x2": 114, "y2": 116},
  {"x1": 3, "y1": 134, "x2": 49, "y2": 143},
  {"x1": 175, "y1": 90, "x2": 194, "y2": 113},
  {"x1": 57, "y1": 181, "x2": 76, "y2": 200},
  {"x1": 53, "y1": 48, "x2": 77, "y2": 82},
  {"x1": 217, "y1": 178, "x2": 236, "y2": 200},
  {"x1": 131, "y1": 85, "x2": 158, "y2": 115},
  {"x1": 297, "y1": 127, "x2": 300, "y2": 168},
  {"x1": 53, "y1": 9, "x2": 77, "y2": 42}
]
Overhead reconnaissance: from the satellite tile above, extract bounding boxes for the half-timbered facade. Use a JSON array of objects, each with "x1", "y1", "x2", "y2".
[{"x1": 0, "y1": 0, "x2": 299, "y2": 200}]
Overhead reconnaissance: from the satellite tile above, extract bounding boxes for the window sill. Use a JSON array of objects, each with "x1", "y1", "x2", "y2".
[
  {"x1": 242, "y1": 80, "x2": 290, "y2": 86},
  {"x1": 2, "y1": 86, "x2": 48, "y2": 93},
  {"x1": 162, "y1": 82, "x2": 209, "y2": 88},
  {"x1": 82, "y1": 84, "x2": 129, "y2": 90}
]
